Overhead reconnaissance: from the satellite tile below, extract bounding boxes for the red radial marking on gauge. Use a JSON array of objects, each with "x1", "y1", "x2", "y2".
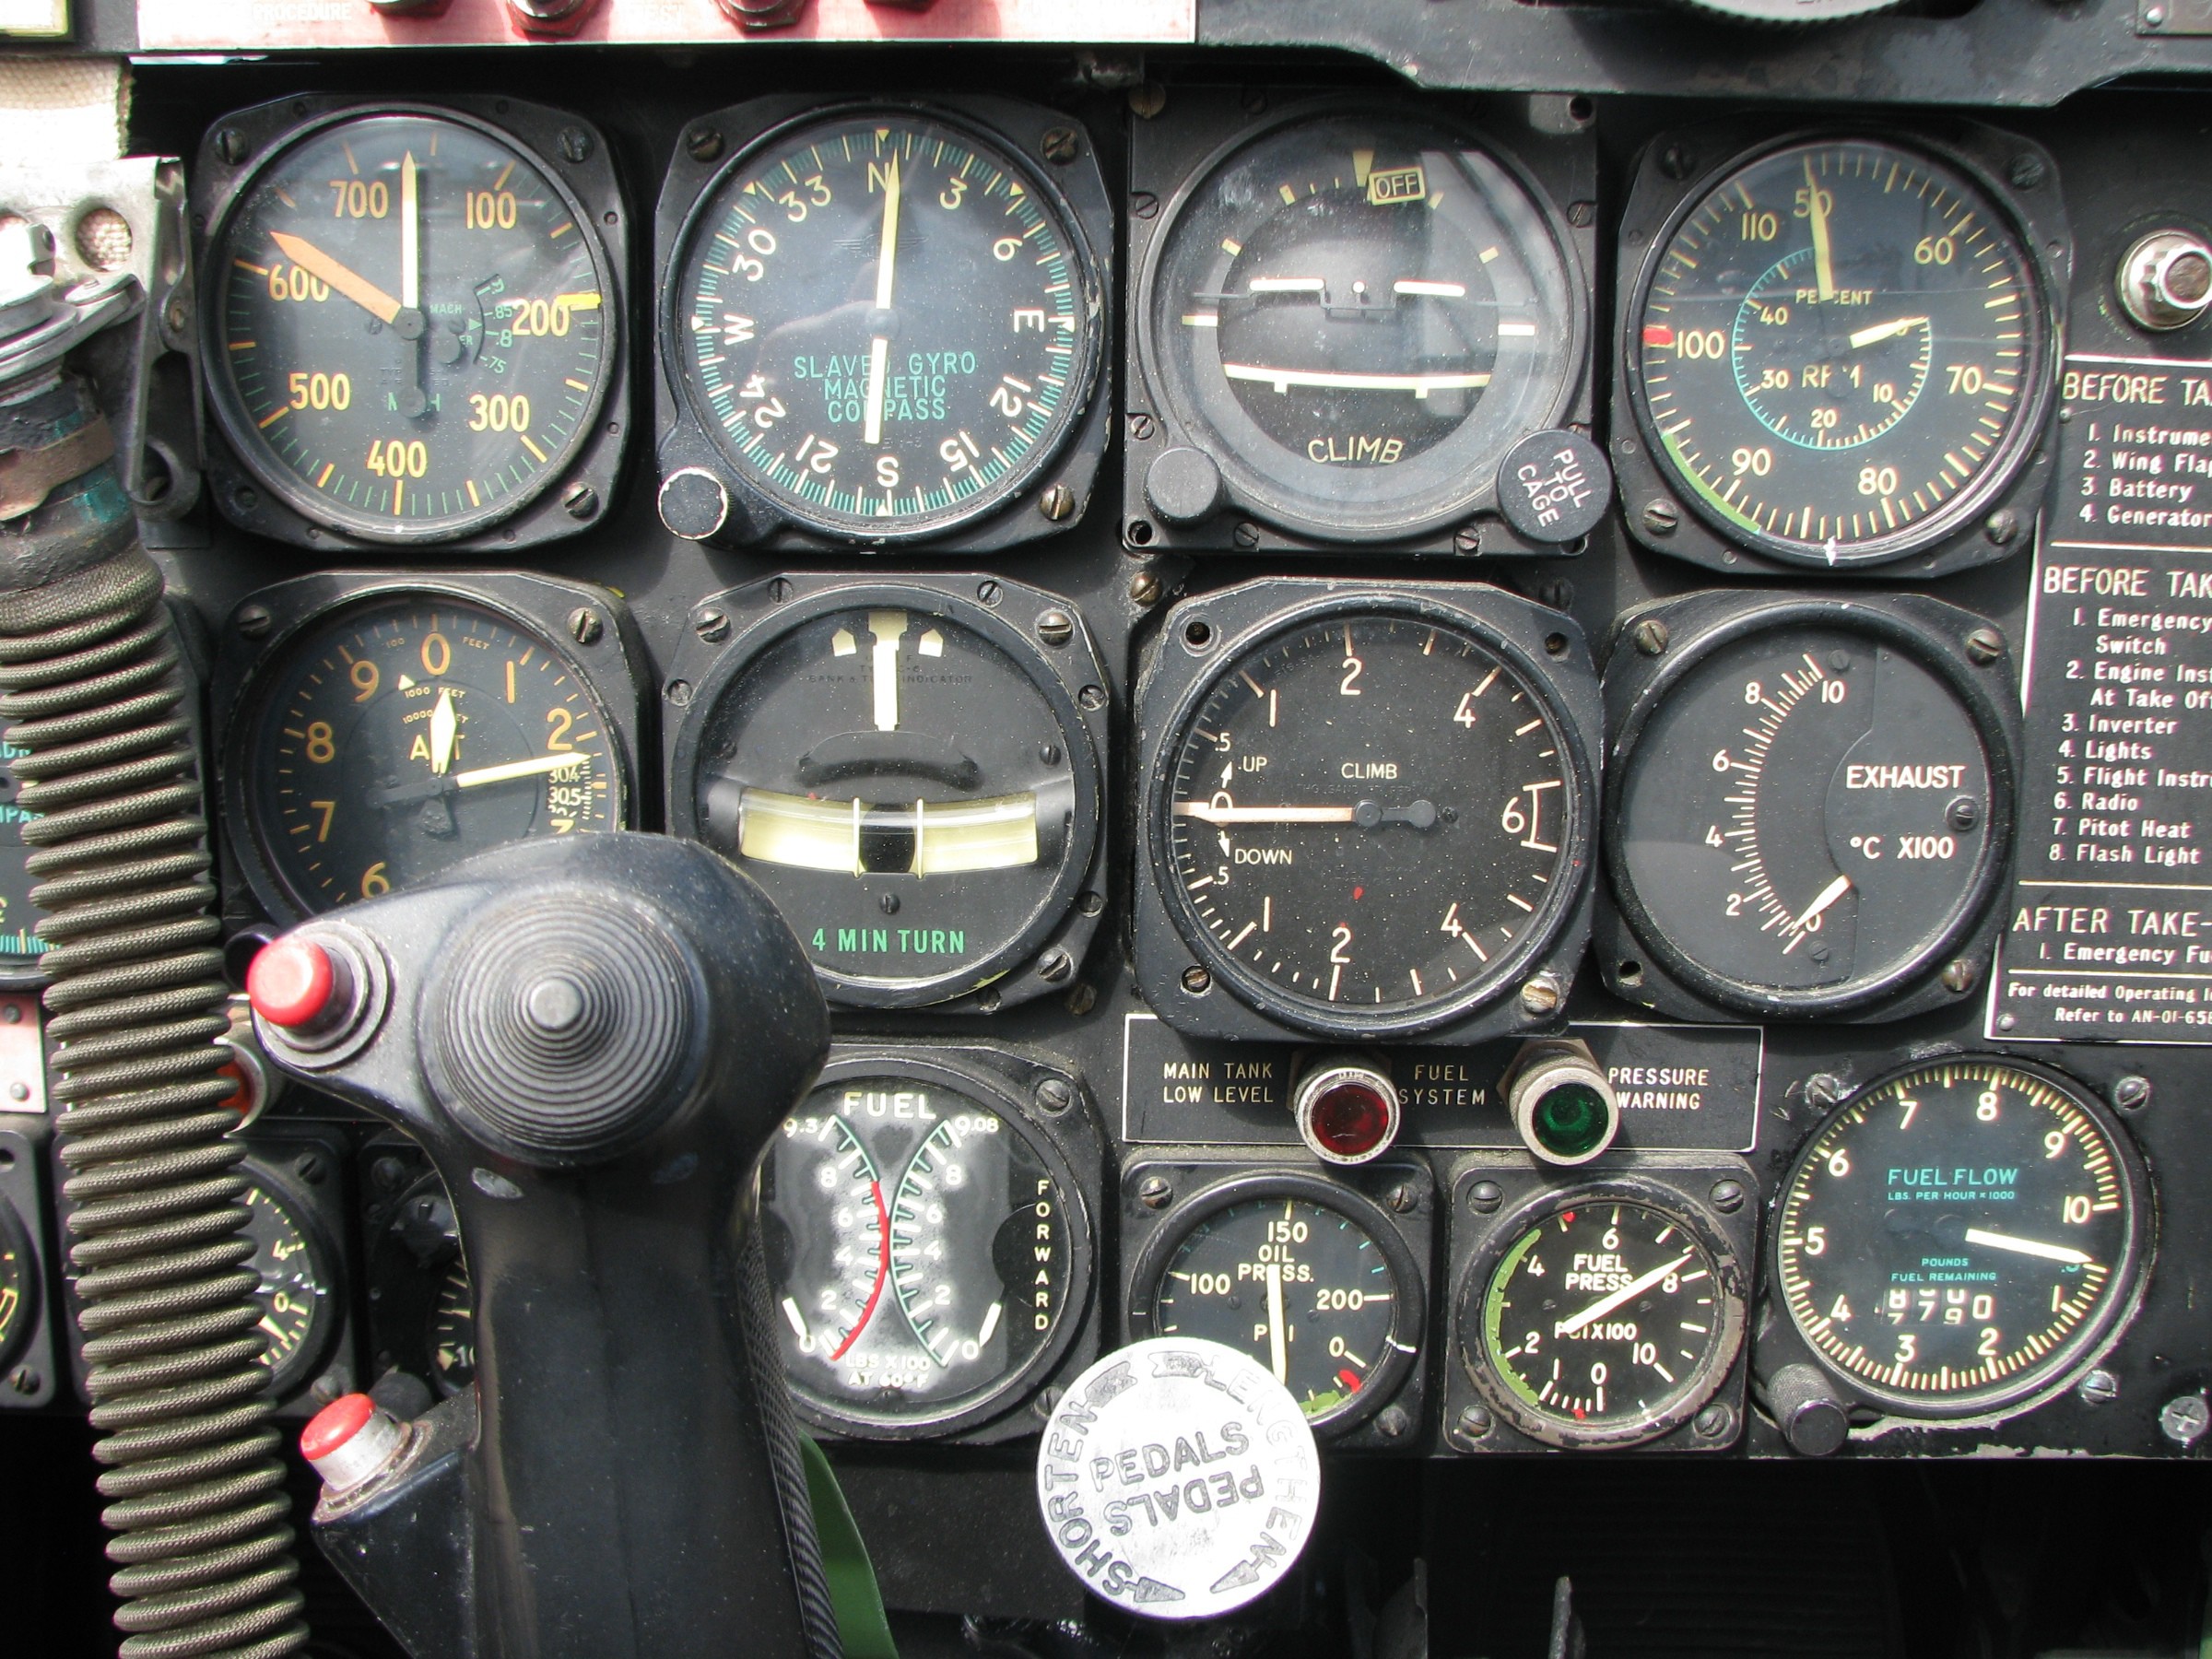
[
  {"x1": 830, "y1": 1180, "x2": 891, "y2": 1361},
  {"x1": 1641, "y1": 324, "x2": 1676, "y2": 347},
  {"x1": 1336, "y1": 1369, "x2": 1363, "y2": 1394},
  {"x1": 1352, "y1": 887, "x2": 1364, "y2": 900}
]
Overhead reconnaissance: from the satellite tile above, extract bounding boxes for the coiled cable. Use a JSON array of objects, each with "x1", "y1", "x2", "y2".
[{"x1": 0, "y1": 545, "x2": 309, "y2": 1659}]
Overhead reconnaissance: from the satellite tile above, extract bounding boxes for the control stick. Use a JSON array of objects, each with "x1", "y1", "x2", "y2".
[{"x1": 247, "y1": 833, "x2": 833, "y2": 1659}]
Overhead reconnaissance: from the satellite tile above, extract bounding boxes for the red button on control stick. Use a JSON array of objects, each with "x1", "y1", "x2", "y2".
[
  {"x1": 300, "y1": 1393, "x2": 376, "y2": 1463},
  {"x1": 247, "y1": 938, "x2": 335, "y2": 1029}
]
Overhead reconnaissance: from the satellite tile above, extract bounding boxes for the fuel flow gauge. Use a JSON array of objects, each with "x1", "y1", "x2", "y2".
[{"x1": 1602, "y1": 594, "x2": 2016, "y2": 1020}]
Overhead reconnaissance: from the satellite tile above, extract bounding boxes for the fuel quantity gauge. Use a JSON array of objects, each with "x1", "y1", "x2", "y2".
[
  {"x1": 1599, "y1": 593, "x2": 2018, "y2": 1022},
  {"x1": 759, "y1": 1056, "x2": 1096, "y2": 1439}
]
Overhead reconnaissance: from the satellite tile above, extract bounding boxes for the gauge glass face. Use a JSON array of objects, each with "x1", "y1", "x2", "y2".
[
  {"x1": 1147, "y1": 112, "x2": 1579, "y2": 538},
  {"x1": 1633, "y1": 138, "x2": 2045, "y2": 565},
  {"x1": 670, "y1": 110, "x2": 1100, "y2": 538},
  {"x1": 209, "y1": 112, "x2": 613, "y2": 541},
  {"x1": 1775, "y1": 1060, "x2": 2142, "y2": 1416},
  {"x1": 761, "y1": 1076, "x2": 1082, "y2": 1432},
  {"x1": 428, "y1": 1260, "x2": 477, "y2": 1397},
  {"x1": 1474, "y1": 1197, "x2": 1736, "y2": 1447},
  {"x1": 1162, "y1": 610, "x2": 1581, "y2": 1033},
  {"x1": 1147, "y1": 1193, "x2": 1410, "y2": 1426},
  {"x1": 1613, "y1": 621, "x2": 1998, "y2": 1011},
  {"x1": 243, "y1": 595, "x2": 621, "y2": 916},
  {"x1": 0, "y1": 1200, "x2": 34, "y2": 1371},
  {"x1": 0, "y1": 741, "x2": 42, "y2": 969},
  {"x1": 689, "y1": 598, "x2": 1094, "y2": 1005},
  {"x1": 239, "y1": 1168, "x2": 335, "y2": 1396}
]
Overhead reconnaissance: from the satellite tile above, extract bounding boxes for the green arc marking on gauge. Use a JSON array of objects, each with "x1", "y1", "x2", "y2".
[{"x1": 1661, "y1": 429, "x2": 1765, "y2": 535}]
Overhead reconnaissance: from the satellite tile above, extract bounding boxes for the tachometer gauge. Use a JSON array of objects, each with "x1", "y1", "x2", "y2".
[
  {"x1": 236, "y1": 1158, "x2": 340, "y2": 1399},
  {"x1": 759, "y1": 1057, "x2": 1094, "y2": 1439},
  {"x1": 201, "y1": 100, "x2": 619, "y2": 546},
  {"x1": 669, "y1": 576, "x2": 1106, "y2": 1011},
  {"x1": 660, "y1": 100, "x2": 1106, "y2": 545},
  {"x1": 1773, "y1": 1058, "x2": 2147, "y2": 1418},
  {"x1": 1599, "y1": 592, "x2": 2018, "y2": 1022},
  {"x1": 1624, "y1": 133, "x2": 2054, "y2": 571},
  {"x1": 1135, "y1": 105, "x2": 1584, "y2": 543},
  {"x1": 225, "y1": 584, "x2": 629, "y2": 919},
  {"x1": 1142, "y1": 582, "x2": 1597, "y2": 1041},
  {"x1": 1462, "y1": 1189, "x2": 1745, "y2": 1449},
  {"x1": 1126, "y1": 1173, "x2": 1424, "y2": 1435}
]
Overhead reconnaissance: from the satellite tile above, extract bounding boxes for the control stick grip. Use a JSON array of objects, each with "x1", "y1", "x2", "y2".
[{"x1": 253, "y1": 834, "x2": 832, "y2": 1659}]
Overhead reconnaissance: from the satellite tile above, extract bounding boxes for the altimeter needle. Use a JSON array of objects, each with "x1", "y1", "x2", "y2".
[
  {"x1": 429, "y1": 688, "x2": 456, "y2": 775},
  {"x1": 863, "y1": 153, "x2": 901, "y2": 447},
  {"x1": 366, "y1": 750, "x2": 585, "y2": 809},
  {"x1": 1963, "y1": 1227, "x2": 2094, "y2": 1266},
  {"x1": 1554, "y1": 1252, "x2": 1693, "y2": 1337}
]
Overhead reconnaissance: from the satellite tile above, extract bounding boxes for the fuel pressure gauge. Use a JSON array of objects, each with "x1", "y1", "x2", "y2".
[
  {"x1": 1597, "y1": 592, "x2": 2018, "y2": 1023},
  {"x1": 668, "y1": 576, "x2": 1108, "y2": 1011}
]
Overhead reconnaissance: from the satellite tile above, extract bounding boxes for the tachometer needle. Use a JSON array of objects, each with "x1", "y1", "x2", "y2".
[
  {"x1": 429, "y1": 687, "x2": 457, "y2": 775},
  {"x1": 400, "y1": 150, "x2": 420, "y2": 312},
  {"x1": 1847, "y1": 315, "x2": 1928, "y2": 350},
  {"x1": 863, "y1": 153, "x2": 901, "y2": 447},
  {"x1": 1554, "y1": 1252, "x2": 1693, "y2": 1337},
  {"x1": 1805, "y1": 155, "x2": 1835, "y2": 303},
  {"x1": 1265, "y1": 1262, "x2": 1288, "y2": 1383},
  {"x1": 1963, "y1": 1227, "x2": 2094, "y2": 1266},
  {"x1": 271, "y1": 230, "x2": 401, "y2": 325}
]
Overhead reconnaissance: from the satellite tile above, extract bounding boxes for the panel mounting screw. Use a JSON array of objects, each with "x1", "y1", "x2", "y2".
[
  {"x1": 1036, "y1": 609, "x2": 1074, "y2": 647},
  {"x1": 1453, "y1": 524, "x2": 1482, "y2": 555},
  {"x1": 562, "y1": 481, "x2": 599, "y2": 520},
  {"x1": 2160, "y1": 1394, "x2": 2207, "y2": 1445},
  {"x1": 1036, "y1": 947, "x2": 1074, "y2": 982},
  {"x1": 976, "y1": 580, "x2": 1002, "y2": 607},
  {"x1": 1659, "y1": 144, "x2": 1695, "y2": 180},
  {"x1": 694, "y1": 608, "x2": 730, "y2": 643},
  {"x1": 1041, "y1": 127, "x2": 1081, "y2": 165},
  {"x1": 1033, "y1": 1077, "x2": 1074, "y2": 1115},
  {"x1": 8, "y1": 1366, "x2": 39, "y2": 1395},
  {"x1": 1130, "y1": 572, "x2": 1162, "y2": 606},
  {"x1": 568, "y1": 608, "x2": 604, "y2": 646},
  {"x1": 1940, "y1": 958, "x2": 1979, "y2": 994},
  {"x1": 216, "y1": 128, "x2": 249, "y2": 166},
  {"x1": 2112, "y1": 1075, "x2": 2153, "y2": 1112},
  {"x1": 1632, "y1": 618, "x2": 1671, "y2": 656},
  {"x1": 1964, "y1": 627, "x2": 2006, "y2": 665},
  {"x1": 1804, "y1": 1072, "x2": 1846, "y2": 1111},
  {"x1": 2077, "y1": 1369, "x2": 2120, "y2": 1406},
  {"x1": 1984, "y1": 508, "x2": 2019, "y2": 546},
  {"x1": 1456, "y1": 1404, "x2": 1493, "y2": 1439},
  {"x1": 237, "y1": 604, "x2": 273, "y2": 640},
  {"x1": 1181, "y1": 965, "x2": 1210, "y2": 995},
  {"x1": 1374, "y1": 1405, "x2": 1411, "y2": 1440},
  {"x1": 1385, "y1": 1183, "x2": 1418, "y2": 1215},
  {"x1": 559, "y1": 127, "x2": 594, "y2": 164},
  {"x1": 1136, "y1": 1175, "x2": 1173, "y2": 1209},
  {"x1": 1040, "y1": 482, "x2": 1076, "y2": 522},
  {"x1": 2008, "y1": 154, "x2": 2047, "y2": 192},
  {"x1": 1519, "y1": 973, "x2": 1564, "y2": 1017},
  {"x1": 686, "y1": 128, "x2": 724, "y2": 163},
  {"x1": 2147, "y1": 4, "x2": 2168, "y2": 25},
  {"x1": 1129, "y1": 190, "x2": 1160, "y2": 219},
  {"x1": 1567, "y1": 200, "x2": 1595, "y2": 228},
  {"x1": 1467, "y1": 1180, "x2": 1503, "y2": 1215},
  {"x1": 1708, "y1": 1179, "x2": 1745, "y2": 1214},
  {"x1": 1641, "y1": 499, "x2": 1679, "y2": 535},
  {"x1": 1232, "y1": 521, "x2": 1262, "y2": 549}
]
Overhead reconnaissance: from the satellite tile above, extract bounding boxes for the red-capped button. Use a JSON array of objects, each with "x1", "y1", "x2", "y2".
[
  {"x1": 300, "y1": 1393, "x2": 376, "y2": 1462},
  {"x1": 248, "y1": 938, "x2": 335, "y2": 1029}
]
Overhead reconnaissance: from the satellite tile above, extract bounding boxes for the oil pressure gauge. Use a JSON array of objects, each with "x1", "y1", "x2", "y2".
[
  {"x1": 667, "y1": 575, "x2": 1108, "y2": 1012},
  {"x1": 1597, "y1": 591, "x2": 2018, "y2": 1023},
  {"x1": 1136, "y1": 580, "x2": 1599, "y2": 1043}
]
